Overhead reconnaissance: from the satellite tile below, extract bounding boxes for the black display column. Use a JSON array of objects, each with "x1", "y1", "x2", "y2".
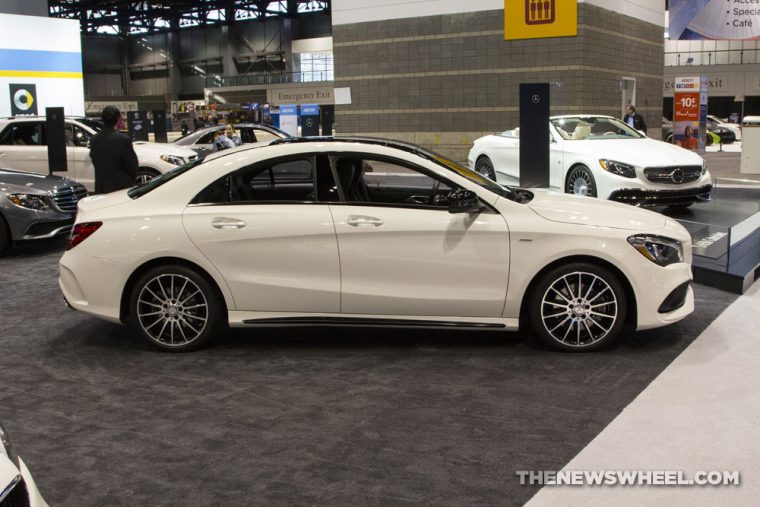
[
  {"x1": 519, "y1": 83, "x2": 550, "y2": 188},
  {"x1": 46, "y1": 107, "x2": 67, "y2": 175},
  {"x1": 127, "y1": 111, "x2": 149, "y2": 141},
  {"x1": 152, "y1": 110, "x2": 168, "y2": 143}
]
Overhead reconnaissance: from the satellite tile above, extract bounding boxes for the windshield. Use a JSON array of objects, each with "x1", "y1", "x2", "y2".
[
  {"x1": 77, "y1": 117, "x2": 104, "y2": 132},
  {"x1": 551, "y1": 116, "x2": 644, "y2": 141},
  {"x1": 128, "y1": 159, "x2": 202, "y2": 199}
]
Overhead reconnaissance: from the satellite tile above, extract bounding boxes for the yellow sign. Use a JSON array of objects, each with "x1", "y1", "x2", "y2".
[{"x1": 504, "y1": 0, "x2": 577, "y2": 40}]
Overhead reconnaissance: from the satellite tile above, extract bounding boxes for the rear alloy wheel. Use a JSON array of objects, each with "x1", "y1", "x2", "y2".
[
  {"x1": 529, "y1": 263, "x2": 627, "y2": 352},
  {"x1": 474, "y1": 156, "x2": 496, "y2": 180},
  {"x1": 135, "y1": 168, "x2": 159, "y2": 185},
  {"x1": 129, "y1": 265, "x2": 223, "y2": 351},
  {"x1": 566, "y1": 165, "x2": 597, "y2": 197}
]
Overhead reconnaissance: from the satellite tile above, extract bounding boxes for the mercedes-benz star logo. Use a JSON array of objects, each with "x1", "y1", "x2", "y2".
[
  {"x1": 531, "y1": 94, "x2": 541, "y2": 104},
  {"x1": 670, "y1": 168, "x2": 685, "y2": 184}
]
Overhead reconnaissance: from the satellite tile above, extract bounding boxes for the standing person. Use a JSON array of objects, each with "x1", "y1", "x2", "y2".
[
  {"x1": 89, "y1": 106, "x2": 139, "y2": 194},
  {"x1": 624, "y1": 105, "x2": 647, "y2": 134},
  {"x1": 180, "y1": 120, "x2": 189, "y2": 136}
]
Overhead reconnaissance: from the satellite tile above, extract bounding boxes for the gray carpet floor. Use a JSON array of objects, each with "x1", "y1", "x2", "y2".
[{"x1": 0, "y1": 239, "x2": 738, "y2": 506}]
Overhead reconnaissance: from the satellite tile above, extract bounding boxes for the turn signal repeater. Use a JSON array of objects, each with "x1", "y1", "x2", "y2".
[{"x1": 67, "y1": 222, "x2": 102, "y2": 250}]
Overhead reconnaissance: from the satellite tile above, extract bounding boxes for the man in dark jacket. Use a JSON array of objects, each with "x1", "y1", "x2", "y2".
[
  {"x1": 89, "y1": 106, "x2": 139, "y2": 194},
  {"x1": 623, "y1": 105, "x2": 647, "y2": 134}
]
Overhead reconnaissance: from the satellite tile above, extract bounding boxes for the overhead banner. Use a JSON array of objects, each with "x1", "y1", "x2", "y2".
[
  {"x1": 669, "y1": 0, "x2": 760, "y2": 40},
  {"x1": 504, "y1": 0, "x2": 577, "y2": 41},
  {"x1": 0, "y1": 14, "x2": 84, "y2": 117},
  {"x1": 673, "y1": 76, "x2": 708, "y2": 154}
]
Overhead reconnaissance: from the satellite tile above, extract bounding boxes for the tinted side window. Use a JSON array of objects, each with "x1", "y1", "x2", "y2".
[
  {"x1": 0, "y1": 123, "x2": 43, "y2": 145},
  {"x1": 196, "y1": 131, "x2": 216, "y2": 144},
  {"x1": 333, "y1": 156, "x2": 454, "y2": 208},
  {"x1": 191, "y1": 155, "x2": 338, "y2": 205}
]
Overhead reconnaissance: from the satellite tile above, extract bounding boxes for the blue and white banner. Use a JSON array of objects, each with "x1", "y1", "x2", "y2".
[
  {"x1": 670, "y1": 0, "x2": 760, "y2": 40},
  {"x1": 0, "y1": 14, "x2": 84, "y2": 117},
  {"x1": 279, "y1": 104, "x2": 299, "y2": 137}
]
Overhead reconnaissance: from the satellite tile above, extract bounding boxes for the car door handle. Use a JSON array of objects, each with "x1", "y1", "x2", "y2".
[
  {"x1": 347, "y1": 215, "x2": 383, "y2": 228},
  {"x1": 211, "y1": 217, "x2": 247, "y2": 229}
]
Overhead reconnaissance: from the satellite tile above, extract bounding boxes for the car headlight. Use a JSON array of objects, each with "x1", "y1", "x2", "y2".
[
  {"x1": 160, "y1": 154, "x2": 186, "y2": 166},
  {"x1": 7, "y1": 193, "x2": 50, "y2": 210},
  {"x1": 599, "y1": 159, "x2": 636, "y2": 178},
  {"x1": 0, "y1": 423, "x2": 20, "y2": 468},
  {"x1": 628, "y1": 234, "x2": 684, "y2": 266}
]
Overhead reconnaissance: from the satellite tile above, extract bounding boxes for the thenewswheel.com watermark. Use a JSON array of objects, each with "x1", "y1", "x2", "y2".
[{"x1": 516, "y1": 470, "x2": 740, "y2": 487}]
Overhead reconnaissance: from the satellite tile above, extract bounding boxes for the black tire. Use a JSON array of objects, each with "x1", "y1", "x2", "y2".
[
  {"x1": 0, "y1": 214, "x2": 10, "y2": 255},
  {"x1": 128, "y1": 265, "x2": 224, "y2": 351},
  {"x1": 474, "y1": 156, "x2": 496, "y2": 180},
  {"x1": 136, "y1": 168, "x2": 160, "y2": 185},
  {"x1": 566, "y1": 165, "x2": 597, "y2": 197},
  {"x1": 528, "y1": 262, "x2": 627, "y2": 352}
]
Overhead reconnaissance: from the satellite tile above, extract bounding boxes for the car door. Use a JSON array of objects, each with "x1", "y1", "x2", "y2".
[
  {"x1": 0, "y1": 121, "x2": 49, "y2": 175},
  {"x1": 67, "y1": 122, "x2": 95, "y2": 190},
  {"x1": 329, "y1": 154, "x2": 510, "y2": 318},
  {"x1": 182, "y1": 154, "x2": 341, "y2": 313},
  {"x1": 490, "y1": 133, "x2": 520, "y2": 180}
]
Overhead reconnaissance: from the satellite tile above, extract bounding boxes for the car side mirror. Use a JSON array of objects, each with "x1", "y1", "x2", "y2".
[{"x1": 448, "y1": 189, "x2": 483, "y2": 214}]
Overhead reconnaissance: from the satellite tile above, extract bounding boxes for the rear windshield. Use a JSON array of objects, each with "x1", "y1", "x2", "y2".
[{"x1": 128, "y1": 159, "x2": 202, "y2": 199}]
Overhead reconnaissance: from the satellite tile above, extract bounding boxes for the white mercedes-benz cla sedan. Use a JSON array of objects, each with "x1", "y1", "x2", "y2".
[
  {"x1": 59, "y1": 138, "x2": 694, "y2": 352},
  {"x1": 468, "y1": 115, "x2": 712, "y2": 208}
]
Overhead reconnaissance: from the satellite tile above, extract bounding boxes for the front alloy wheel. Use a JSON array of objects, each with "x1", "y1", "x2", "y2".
[
  {"x1": 529, "y1": 263, "x2": 626, "y2": 351},
  {"x1": 566, "y1": 166, "x2": 597, "y2": 197},
  {"x1": 135, "y1": 168, "x2": 159, "y2": 185},
  {"x1": 130, "y1": 265, "x2": 222, "y2": 351}
]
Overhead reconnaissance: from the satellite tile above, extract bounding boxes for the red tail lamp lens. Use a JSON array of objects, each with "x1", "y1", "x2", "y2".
[{"x1": 67, "y1": 222, "x2": 102, "y2": 250}]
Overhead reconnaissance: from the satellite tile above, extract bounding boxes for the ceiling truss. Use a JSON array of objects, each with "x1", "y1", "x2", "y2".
[{"x1": 48, "y1": 1, "x2": 331, "y2": 35}]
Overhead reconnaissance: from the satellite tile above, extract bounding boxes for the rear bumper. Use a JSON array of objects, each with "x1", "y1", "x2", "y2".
[{"x1": 609, "y1": 184, "x2": 712, "y2": 207}]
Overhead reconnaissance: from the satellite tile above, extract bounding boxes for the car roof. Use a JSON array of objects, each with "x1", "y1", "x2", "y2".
[{"x1": 550, "y1": 114, "x2": 617, "y2": 120}]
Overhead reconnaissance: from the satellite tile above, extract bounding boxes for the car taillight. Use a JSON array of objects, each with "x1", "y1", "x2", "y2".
[{"x1": 67, "y1": 222, "x2": 102, "y2": 250}]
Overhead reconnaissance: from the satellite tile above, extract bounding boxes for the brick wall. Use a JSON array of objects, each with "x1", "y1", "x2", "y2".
[{"x1": 333, "y1": 3, "x2": 663, "y2": 163}]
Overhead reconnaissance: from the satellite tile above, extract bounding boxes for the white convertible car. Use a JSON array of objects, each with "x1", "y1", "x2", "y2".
[
  {"x1": 468, "y1": 115, "x2": 712, "y2": 208},
  {"x1": 60, "y1": 138, "x2": 694, "y2": 352}
]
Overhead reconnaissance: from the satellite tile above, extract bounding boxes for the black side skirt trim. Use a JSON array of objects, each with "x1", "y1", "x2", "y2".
[{"x1": 241, "y1": 316, "x2": 506, "y2": 329}]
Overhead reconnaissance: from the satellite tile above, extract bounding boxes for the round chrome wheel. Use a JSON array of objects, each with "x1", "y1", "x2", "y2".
[
  {"x1": 566, "y1": 166, "x2": 596, "y2": 197},
  {"x1": 135, "y1": 272, "x2": 211, "y2": 349},
  {"x1": 135, "y1": 169, "x2": 158, "y2": 185},
  {"x1": 475, "y1": 156, "x2": 496, "y2": 180},
  {"x1": 540, "y1": 271, "x2": 616, "y2": 347},
  {"x1": 529, "y1": 263, "x2": 626, "y2": 351},
  {"x1": 130, "y1": 265, "x2": 223, "y2": 351}
]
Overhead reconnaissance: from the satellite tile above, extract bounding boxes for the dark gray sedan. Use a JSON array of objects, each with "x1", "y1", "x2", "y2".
[{"x1": 0, "y1": 168, "x2": 87, "y2": 253}]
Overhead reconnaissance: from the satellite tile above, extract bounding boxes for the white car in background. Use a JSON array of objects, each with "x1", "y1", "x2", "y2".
[
  {"x1": 0, "y1": 423, "x2": 47, "y2": 506},
  {"x1": 707, "y1": 115, "x2": 741, "y2": 140},
  {"x1": 468, "y1": 115, "x2": 712, "y2": 208},
  {"x1": 0, "y1": 116, "x2": 198, "y2": 191},
  {"x1": 60, "y1": 138, "x2": 694, "y2": 353}
]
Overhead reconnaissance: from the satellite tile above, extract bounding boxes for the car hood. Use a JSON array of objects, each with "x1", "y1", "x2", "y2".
[
  {"x1": 132, "y1": 141, "x2": 197, "y2": 159},
  {"x1": 565, "y1": 138, "x2": 705, "y2": 166},
  {"x1": 0, "y1": 168, "x2": 80, "y2": 195},
  {"x1": 527, "y1": 189, "x2": 666, "y2": 230}
]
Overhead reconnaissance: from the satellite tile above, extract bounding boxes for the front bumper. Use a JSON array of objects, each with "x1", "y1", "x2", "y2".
[{"x1": 609, "y1": 184, "x2": 712, "y2": 207}]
